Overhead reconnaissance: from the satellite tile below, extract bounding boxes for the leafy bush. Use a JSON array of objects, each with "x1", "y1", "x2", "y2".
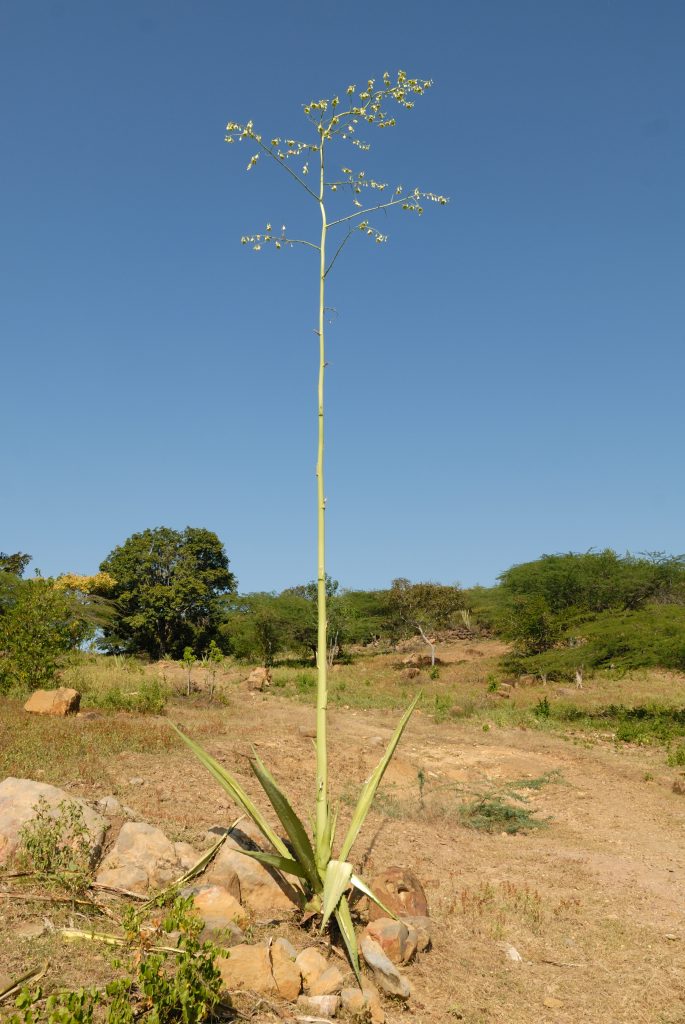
[
  {"x1": 0, "y1": 579, "x2": 92, "y2": 693},
  {"x1": 88, "y1": 677, "x2": 168, "y2": 714},
  {"x1": 6, "y1": 896, "x2": 223, "y2": 1024},
  {"x1": 18, "y1": 797, "x2": 94, "y2": 896},
  {"x1": 500, "y1": 550, "x2": 685, "y2": 616},
  {"x1": 503, "y1": 604, "x2": 685, "y2": 679},
  {"x1": 457, "y1": 795, "x2": 548, "y2": 834}
]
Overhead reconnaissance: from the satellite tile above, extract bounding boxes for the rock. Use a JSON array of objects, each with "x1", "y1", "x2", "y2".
[
  {"x1": 309, "y1": 964, "x2": 344, "y2": 996},
  {"x1": 543, "y1": 997, "x2": 564, "y2": 1009},
  {"x1": 24, "y1": 688, "x2": 80, "y2": 716},
  {"x1": 174, "y1": 841, "x2": 199, "y2": 871},
  {"x1": 0, "y1": 777, "x2": 107, "y2": 867},
  {"x1": 95, "y1": 822, "x2": 199, "y2": 894},
  {"x1": 217, "y1": 945, "x2": 275, "y2": 995},
  {"x1": 360, "y1": 935, "x2": 411, "y2": 1000},
  {"x1": 340, "y1": 988, "x2": 366, "y2": 1016},
  {"x1": 185, "y1": 883, "x2": 249, "y2": 933},
  {"x1": 402, "y1": 915, "x2": 432, "y2": 952},
  {"x1": 206, "y1": 826, "x2": 299, "y2": 919},
  {"x1": 361, "y1": 979, "x2": 385, "y2": 1024},
  {"x1": 273, "y1": 936, "x2": 298, "y2": 960},
  {"x1": 271, "y1": 941, "x2": 303, "y2": 1000},
  {"x1": 363, "y1": 918, "x2": 418, "y2": 964},
  {"x1": 16, "y1": 921, "x2": 46, "y2": 940},
  {"x1": 402, "y1": 654, "x2": 433, "y2": 669},
  {"x1": 367, "y1": 867, "x2": 429, "y2": 922},
  {"x1": 95, "y1": 795, "x2": 122, "y2": 816},
  {"x1": 246, "y1": 667, "x2": 271, "y2": 691},
  {"x1": 128, "y1": 777, "x2": 145, "y2": 786},
  {"x1": 296, "y1": 946, "x2": 328, "y2": 990},
  {"x1": 341, "y1": 982, "x2": 385, "y2": 1023},
  {"x1": 296, "y1": 994, "x2": 339, "y2": 1017},
  {"x1": 498, "y1": 941, "x2": 523, "y2": 962}
]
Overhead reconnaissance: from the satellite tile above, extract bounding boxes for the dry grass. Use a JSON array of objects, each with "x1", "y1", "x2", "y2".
[{"x1": 2, "y1": 640, "x2": 685, "y2": 1022}]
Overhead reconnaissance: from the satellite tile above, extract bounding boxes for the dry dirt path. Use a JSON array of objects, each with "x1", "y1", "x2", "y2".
[{"x1": 121, "y1": 694, "x2": 684, "y2": 1023}]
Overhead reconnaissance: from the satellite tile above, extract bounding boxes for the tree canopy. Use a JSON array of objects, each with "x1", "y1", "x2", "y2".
[{"x1": 99, "y1": 527, "x2": 236, "y2": 659}]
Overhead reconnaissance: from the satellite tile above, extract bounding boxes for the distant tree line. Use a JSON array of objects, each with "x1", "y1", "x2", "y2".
[{"x1": 2, "y1": 536, "x2": 684, "y2": 691}]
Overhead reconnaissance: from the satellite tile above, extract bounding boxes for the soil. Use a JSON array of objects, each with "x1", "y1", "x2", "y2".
[{"x1": 1, "y1": 643, "x2": 685, "y2": 1023}]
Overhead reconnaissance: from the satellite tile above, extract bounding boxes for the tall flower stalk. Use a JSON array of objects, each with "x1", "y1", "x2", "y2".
[{"x1": 174, "y1": 71, "x2": 447, "y2": 977}]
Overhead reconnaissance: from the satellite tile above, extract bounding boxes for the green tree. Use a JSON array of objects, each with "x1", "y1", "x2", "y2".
[
  {"x1": 0, "y1": 551, "x2": 32, "y2": 576},
  {"x1": 99, "y1": 527, "x2": 236, "y2": 659},
  {"x1": 389, "y1": 578, "x2": 465, "y2": 664},
  {"x1": 0, "y1": 579, "x2": 91, "y2": 692}
]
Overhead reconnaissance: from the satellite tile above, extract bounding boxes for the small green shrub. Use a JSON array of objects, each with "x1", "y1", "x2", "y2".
[
  {"x1": 88, "y1": 678, "x2": 167, "y2": 714},
  {"x1": 19, "y1": 797, "x2": 94, "y2": 896},
  {"x1": 534, "y1": 696, "x2": 551, "y2": 719},
  {"x1": 667, "y1": 745, "x2": 685, "y2": 766},
  {"x1": 457, "y1": 795, "x2": 548, "y2": 834},
  {"x1": 7, "y1": 896, "x2": 223, "y2": 1024}
]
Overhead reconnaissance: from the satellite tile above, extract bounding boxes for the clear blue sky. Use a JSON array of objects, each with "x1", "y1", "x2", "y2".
[{"x1": 2, "y1": 1, "x2": 683, "y2": 592}]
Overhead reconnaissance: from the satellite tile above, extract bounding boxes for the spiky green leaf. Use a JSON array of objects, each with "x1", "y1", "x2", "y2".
[
  {"x1": 334, "y1": 894, "x2": 361, "y2": 986},
  {"x1": 170, "y1": 724, "x2": 290, "y2": 859},
  {"x1": 250, "y1": 751, "x2": 321, "y2": 891},
  {"x1": 237, "y1": 848, "x2": 308, "y2": 880},
  {"x1": 321, "y1": 859, "x2": 353, "y2": 930},
  {"x1": 350, "y1": 871, "x2": 398, "y2": 920},
  {"x1": 338, "y1": 694, "x2": 420, "y2": 861}
]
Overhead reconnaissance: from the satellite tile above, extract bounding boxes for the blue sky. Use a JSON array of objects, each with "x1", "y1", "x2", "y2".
[{"x1": 2, "y1": 1, "x2": 683, "y2": 592}]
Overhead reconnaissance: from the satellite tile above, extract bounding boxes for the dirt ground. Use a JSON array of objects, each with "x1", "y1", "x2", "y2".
[{"x1": 2, "y1": 642, "x2": 685, "y2": 1023}]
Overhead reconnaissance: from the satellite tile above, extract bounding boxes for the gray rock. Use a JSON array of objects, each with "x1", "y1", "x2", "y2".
[
  {"x1": 360, "y1": 935, "x2": 411, "y2": 1000},
  {"x1": 0, "y1": 777, "x2": 107, "y2": 867},
  {"x1": 95, "y1": 795, "x2": 122, "y2": 816}
]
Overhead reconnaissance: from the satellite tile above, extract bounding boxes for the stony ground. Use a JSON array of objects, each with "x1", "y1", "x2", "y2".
[{"x1": 1, "y1": 641, "x2": 685, "y2": 1023}]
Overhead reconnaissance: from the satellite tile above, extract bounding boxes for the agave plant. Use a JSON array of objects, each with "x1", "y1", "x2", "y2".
[{"x1": 174, "y1": 71, "x2": 446, "y2": 979}]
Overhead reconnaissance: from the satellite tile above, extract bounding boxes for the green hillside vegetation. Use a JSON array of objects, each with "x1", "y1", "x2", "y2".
[
  {"x1": 494, "y1": 550, "x2": 685, "y2": 680},
  {"x1": 2, "y1": 540, "x2": 685, "y2": 691}
]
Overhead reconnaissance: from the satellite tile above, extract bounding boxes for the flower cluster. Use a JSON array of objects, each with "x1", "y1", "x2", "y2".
[{"x1": 54, "y1": 571, "x2": 117, "y2": 595}]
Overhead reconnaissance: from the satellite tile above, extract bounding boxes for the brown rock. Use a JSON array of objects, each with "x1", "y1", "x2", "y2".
[
  {"x1": 364, "y1": 918, "x2": 418, "y2": 964},
  {"x1": 24, "y1": 687, "x2": 80, "y2": 716},
  {"x1": 190, "y1": 884, "x2": 249, "y2": 931},
  {"x1": 217, "y1": 945, "x2": 275, "y2": 995},
  {"x1": 340, "y1": 988, "x2": 366, "y2": 1016},
  {"x1": 246, "y1": 667, "x2": 271, "y2": 691},
  {"x1": 271, "y1": 941, "x2": 302, "y2": 1000},
  {"x1": 95, "y1": 821, "x2": 198, "y2": 894},
  {"x1": 296, "y1": 946, "x2": 328, "y2": 990},
  {"x1": 362, "y1": 979, "x2": 385, "y2": 1024},
  {"x1": 340, "y1": 983, "x2": 385, "y2": 1023},
  {"x1": 367, "y1": 866, "x2": 429, "y2": 921},
  {"x1": 206, "y1": 826, "x2": 299, "y2": 919},
  {"x1": 309, "y1": 964, "x2": 344, "y2": 996},
  {"x1": 296, "y1": 994, "x2": 339, "y2": 1017}
]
